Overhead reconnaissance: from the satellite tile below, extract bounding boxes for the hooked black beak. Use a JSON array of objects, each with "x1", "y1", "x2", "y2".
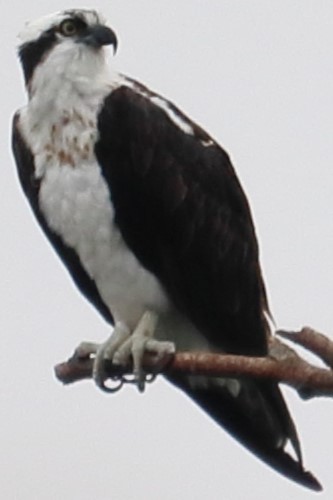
[{"x1": 81, "y1": 25, "x2": 118, "y2": 53}]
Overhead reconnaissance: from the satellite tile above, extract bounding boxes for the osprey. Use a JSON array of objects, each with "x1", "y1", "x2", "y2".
[{"x1": 12, "y1": 9, "x2": 321, "y2": 490}]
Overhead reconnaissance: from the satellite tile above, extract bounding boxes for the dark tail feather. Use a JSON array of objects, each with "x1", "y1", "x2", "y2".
[
  {"x1": 167, "y1": 374, "x2": 322, "y2": 491},
  {"x1": 253, "y1": 445, "x2": 321, "y2": 491}
]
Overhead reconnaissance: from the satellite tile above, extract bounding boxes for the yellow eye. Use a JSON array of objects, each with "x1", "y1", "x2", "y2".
[{"x1": 59, "y1": 20, "x2": 77, "y2": 37}]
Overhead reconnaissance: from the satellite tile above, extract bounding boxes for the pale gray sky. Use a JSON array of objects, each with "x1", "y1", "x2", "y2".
[{"x1": 1, "y1": 1, "x2": 333, "y2": 499}]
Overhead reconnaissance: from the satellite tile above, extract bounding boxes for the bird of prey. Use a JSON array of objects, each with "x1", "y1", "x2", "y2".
[{"x1": 12, "y1": 9, "x2": 321, "y2": 490}]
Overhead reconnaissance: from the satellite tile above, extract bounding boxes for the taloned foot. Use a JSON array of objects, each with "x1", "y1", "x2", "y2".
[
  {"x1": 74, "y1": 311, "x2": 175, "y2": 393},
  {"x1": 74, "y1": 322, "x2": 130, "y2": 392},
  {"x1": 113, "y1": 311, "x2": 175, "y2": 392},
  {"x1": 93, "y1": 322, "x2": 131, "y2": 392}
]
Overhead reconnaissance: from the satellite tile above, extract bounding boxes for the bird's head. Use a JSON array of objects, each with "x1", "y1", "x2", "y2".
[{"x1": 18, "y1": 9, "x2": 118, "y2": 88}]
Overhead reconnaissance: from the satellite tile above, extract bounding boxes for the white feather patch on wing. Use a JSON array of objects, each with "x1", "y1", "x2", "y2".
[{"x1": 150, "y1": 96, "x2": 194, "y2": 135}]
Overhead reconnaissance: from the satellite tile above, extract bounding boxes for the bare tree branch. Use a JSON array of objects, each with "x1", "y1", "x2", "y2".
[{"x1": 54, "y1": 326, "x2": 333, "y2": 400}]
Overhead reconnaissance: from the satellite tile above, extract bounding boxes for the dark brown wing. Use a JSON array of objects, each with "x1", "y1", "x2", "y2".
[{"x1": 96, "y1": 86, "x2": 268, "y2": 356}]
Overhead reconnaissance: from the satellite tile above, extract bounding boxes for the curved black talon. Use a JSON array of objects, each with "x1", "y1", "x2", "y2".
[
  {"x1": 121, "y1": 374, "x2": 137, "y2": 384},
  {"x1": 121, "y1": 373, "x2": 157, "y2": 386},
  {"x1": 98, "y1": 376, "x2": 124, "y2": 393}
]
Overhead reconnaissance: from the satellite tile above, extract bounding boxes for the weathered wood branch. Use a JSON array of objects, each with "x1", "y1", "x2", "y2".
[{"x1": 54, "y1": 326, "x2": 333, "y2": 400}]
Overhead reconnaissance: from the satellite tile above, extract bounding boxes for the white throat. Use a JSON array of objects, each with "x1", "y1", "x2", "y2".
[{"x1": 29, "y1": 42, "x2": 114, "y2": 110}]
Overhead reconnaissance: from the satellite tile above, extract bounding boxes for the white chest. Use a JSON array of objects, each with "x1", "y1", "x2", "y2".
[{"x1": 38, "y1": 159, "x2": 169, "y2": 327}]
